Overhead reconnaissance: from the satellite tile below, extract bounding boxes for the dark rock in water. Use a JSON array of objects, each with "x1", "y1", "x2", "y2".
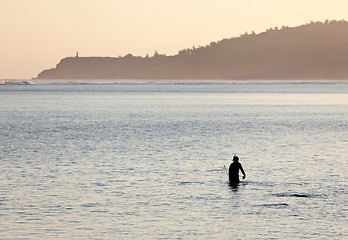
[{"x1": 291, "y1": 194, "x2": 309, "y2": 198}]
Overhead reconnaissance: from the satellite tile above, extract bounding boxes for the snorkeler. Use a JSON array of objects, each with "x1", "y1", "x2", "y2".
[{"x1": 228, "y1": 155, "x2": 246, "y2": 183}]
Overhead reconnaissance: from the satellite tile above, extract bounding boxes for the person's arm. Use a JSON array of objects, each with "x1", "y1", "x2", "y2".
[{"x1": 240, "y1": 164, "x2": 246, "y2": 179}]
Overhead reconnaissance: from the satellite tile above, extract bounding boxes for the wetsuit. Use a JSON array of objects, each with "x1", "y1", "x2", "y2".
[{"x1": 229, "y1": 162, "x2": 245, "y2": 183}]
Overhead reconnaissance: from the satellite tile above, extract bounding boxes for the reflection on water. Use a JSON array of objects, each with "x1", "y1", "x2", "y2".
[{"x1": 0, "y1": 82, "x2": 347, "y2": 239}]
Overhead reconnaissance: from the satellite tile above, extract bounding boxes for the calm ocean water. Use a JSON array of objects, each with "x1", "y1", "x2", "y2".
[{"x1": 0, "y1": 82, "x2": 347, "y2": 239}]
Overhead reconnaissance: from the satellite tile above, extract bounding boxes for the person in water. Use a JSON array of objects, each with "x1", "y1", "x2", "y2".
[{"x1": 229, "y1": 155, "x2": 246, "y2": 183}]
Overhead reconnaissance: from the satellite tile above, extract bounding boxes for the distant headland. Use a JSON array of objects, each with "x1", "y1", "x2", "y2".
[{"x1": 36, "y1": 20, "x2": 348, "y2": 80}]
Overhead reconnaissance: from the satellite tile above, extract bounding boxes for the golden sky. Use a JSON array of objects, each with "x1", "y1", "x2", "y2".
[{"x1": 1, "y1": 0, "x2": 348, "y2": 79}]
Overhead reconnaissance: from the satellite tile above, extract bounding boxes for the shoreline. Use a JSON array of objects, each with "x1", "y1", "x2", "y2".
[{"x1": 2, "y1": 79, "x2": 348, "y2": 85}]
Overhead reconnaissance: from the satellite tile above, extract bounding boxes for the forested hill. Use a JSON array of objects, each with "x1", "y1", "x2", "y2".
[{"x1": 36, "y1": 20, "x2": 348, "y2": 80}]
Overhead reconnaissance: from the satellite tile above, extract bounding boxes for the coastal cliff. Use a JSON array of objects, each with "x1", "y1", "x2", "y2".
[{"x1": 36, "y1": 20, "x2": 348, "y2": 80}]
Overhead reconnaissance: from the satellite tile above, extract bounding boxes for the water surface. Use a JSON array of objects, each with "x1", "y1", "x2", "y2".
[{"x1": 1, "y1": 82, "x2": 347, "y2": 239}]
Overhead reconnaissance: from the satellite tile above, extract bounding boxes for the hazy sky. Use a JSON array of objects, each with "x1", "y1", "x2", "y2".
[{"x1": 1, "y1": 0, "x2": 348, "y2": 79}]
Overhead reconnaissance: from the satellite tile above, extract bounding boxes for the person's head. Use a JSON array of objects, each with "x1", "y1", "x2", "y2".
[{"x1": 233, "y1": 155, "x2": 239, "y2": 162}]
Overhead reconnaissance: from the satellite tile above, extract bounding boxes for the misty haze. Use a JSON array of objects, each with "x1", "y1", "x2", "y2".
[{"x1": 36, "y1": 20, "x2": 348, "y2": 80}]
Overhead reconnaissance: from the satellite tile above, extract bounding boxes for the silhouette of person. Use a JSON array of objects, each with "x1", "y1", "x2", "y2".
[{"x1": 229, "y1": 155, "x2": 246, "y2": 184}]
